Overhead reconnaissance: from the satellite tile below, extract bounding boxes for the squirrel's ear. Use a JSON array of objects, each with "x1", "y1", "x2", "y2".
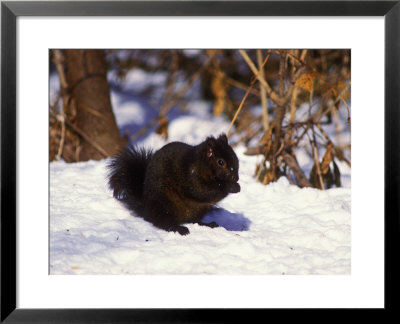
[
  {"x1": 205, "y1": 136, "x2": 217, "y2": 157},
  {"x1": 207, "y1": 146, "x2": 213, "y2": 157},
  {"x1": 218, "y1": 134, "x2": 228, "y2": 144}
]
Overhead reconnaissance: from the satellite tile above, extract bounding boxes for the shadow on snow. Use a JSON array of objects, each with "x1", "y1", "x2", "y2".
[{"x1": 202, "y1": 207, "x2": 250, "y2": 232}]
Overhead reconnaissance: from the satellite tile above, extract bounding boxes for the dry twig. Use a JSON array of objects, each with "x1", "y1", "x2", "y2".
[
  {"x1": 226, "y1": 51, "x2": 271, "y2": 137},
  {"x1": 50, "y1": 108, "x2": 110, "y2": 158},
  {"x1": 131, "y1": 51, "x2": 217, "y2": 142},
  {"x1": 256, "y1": 50, "x2": 269, "y2": 132}
]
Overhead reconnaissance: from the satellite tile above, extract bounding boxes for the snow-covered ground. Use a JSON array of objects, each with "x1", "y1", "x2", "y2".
[{"x1": 49, "y1": 66, "x2": 351, "y2": 275}]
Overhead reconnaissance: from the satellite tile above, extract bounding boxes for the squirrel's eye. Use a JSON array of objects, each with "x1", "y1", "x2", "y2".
[{"x1": 217, "y1": 159, "x2": 225, "y2": 167}]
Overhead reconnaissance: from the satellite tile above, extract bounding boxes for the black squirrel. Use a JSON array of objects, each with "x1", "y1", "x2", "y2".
[{"x1": 107, "y1": 134, "x2": 240, "y2": 235}]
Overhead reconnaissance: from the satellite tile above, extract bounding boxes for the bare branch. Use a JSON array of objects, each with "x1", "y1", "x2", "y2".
[{"x1": 282, "y1": 152, "x2": 312, "y2": 188}]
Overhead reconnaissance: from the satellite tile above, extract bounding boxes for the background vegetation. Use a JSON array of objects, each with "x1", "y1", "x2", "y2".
[{"x1": 50, "y1": 49, "x2": 351, "y2": 189}]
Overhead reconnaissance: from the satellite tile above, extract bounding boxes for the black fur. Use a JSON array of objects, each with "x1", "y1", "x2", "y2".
[{"x1": 107, "y1": 134, "x2": 240, "y2": 235}]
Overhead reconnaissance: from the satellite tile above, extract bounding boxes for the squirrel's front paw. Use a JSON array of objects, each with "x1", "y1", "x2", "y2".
[{"x1": 228, "y1": 182, "x2": 241, "y2": 193}]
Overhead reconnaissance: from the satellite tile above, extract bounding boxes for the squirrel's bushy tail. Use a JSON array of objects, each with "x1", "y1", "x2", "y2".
[{"x1": 107, "y1": 145, "x2": 153, "y2": 214}]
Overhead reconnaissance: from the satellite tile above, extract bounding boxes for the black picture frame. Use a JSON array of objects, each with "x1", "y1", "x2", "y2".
[{"x1": 1, "y1": 0, "x2": 399, "y2": 322}]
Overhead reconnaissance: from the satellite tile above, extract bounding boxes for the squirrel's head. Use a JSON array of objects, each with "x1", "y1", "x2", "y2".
[{"x1": 204, "y1": 134, "x2": 240, "y2": 193}]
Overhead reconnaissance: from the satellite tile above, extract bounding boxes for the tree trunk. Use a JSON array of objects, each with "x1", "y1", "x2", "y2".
[{"x1": 63, "y1": 49, "x2": 124, "y2": 161}]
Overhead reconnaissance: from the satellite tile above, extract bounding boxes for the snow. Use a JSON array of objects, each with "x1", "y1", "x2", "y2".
[
  {"x1": 50, "y1": 120, "x2": 351, "y2": 275},
  {"x1": 50, "y1": 65, "x2": 351, "y2": 275}
]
